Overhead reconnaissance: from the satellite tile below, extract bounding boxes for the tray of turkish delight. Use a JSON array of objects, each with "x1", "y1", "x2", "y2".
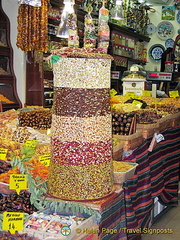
[{"x1": 22, "y1": 207, "x2": 97, "y2": 240}]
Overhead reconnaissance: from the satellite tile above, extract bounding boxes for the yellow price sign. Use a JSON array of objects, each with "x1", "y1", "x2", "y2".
[
  {"x1": 169, "y1": 90, "x2": 179, "y2": 98},
  {"x1": 135, "y1": 96, "x2": 142, "y2": 99},
  {"x1": 10, "y1": 174, "x2": 27, "y2": 195},
  {"x1": 0, "y1": 148, "x2": 8, "y2": 161},
  {"x1": 125, "y1": 91, "x2": 135, "y2": 98},
  {"x1": 110, "y1": 88, "x2": 118, "y2": 97},
  {"x1": 47, "y1": 128, "x2": 51, "y2": 136},
  {"x1": 25, "y1": 139, "x2": 38, "y2": 148},
  {"x1": 142, "y1": 90, "x2": 151, "y2": 96},
  {"x1": 2, "y1": 212, "x2": 24, "y2": 234},
  {"x1": 151, "y1": 102, "x2": 162, "y2": 105},
  {"x1": 132, "y1": 100, "x2": 143, "y2": 108},
  {"x1": 39, "y1": 154, "x2": 50, "y2": 166}
]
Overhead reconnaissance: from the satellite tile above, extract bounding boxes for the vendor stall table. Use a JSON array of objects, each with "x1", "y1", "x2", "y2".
[
  {"x1": 123, "y1": 127, "x2": 180, "y2": 240},
  {"x1": 47, "y1": 185, "x2": 127, "y2": 240}
]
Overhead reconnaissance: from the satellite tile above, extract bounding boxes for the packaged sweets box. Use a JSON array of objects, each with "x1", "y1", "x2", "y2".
[{"x1": 20, "y1": 208, "x2": 97, "y2": 240}]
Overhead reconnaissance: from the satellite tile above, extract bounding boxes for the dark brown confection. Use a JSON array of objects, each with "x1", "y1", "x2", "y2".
[{"x1": 53, "y1": 87, "x2": 111, "y2": 117}]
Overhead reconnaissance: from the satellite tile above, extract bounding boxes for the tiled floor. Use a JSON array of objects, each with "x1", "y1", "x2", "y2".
[{"x1": 141, "y1": 188, "x2": 180, "y2": 240}]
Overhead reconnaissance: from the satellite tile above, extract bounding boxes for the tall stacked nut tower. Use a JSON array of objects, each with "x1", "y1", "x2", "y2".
[{"x1": 47, "y1": 1, "x2": 114, "y2": 200}]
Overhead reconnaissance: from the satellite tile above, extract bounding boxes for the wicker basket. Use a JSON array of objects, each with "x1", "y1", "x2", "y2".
[
  {"x1": 170, "y1": 112, "x2": 180, "y2": 127},
  {"x1": 157, "y1": 115, "x2": 173, "y2": 132},
  {"x1": 136, "y1": 122, "x2": 159, "y2": 139},
  {"x1": 114, "y1": 163, "x2": 138, "y2": 184},
  {"x1": 113, "y1": 142, "x2": 124, "y2": 161},
  {"x1": 113, "y1": 130, "x2": 143, "y2": 151}
]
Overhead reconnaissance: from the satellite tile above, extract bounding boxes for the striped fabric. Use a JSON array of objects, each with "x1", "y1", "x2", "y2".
[
  {"x1": 123, "y1": 127, "x2": 180, "y2": 239},
  {"x1": 81, "y1": 188, "x2": 127, "y2": 240},
  {"x1": 99, "y1": 191, "x2": 127, "y2": 240}
]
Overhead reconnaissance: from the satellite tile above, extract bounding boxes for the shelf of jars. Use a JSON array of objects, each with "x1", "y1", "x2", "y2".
[
  {"x1": 110, "y1": 30, "x2": 147, "y2": 69},
  {"x1": 109, "y1": 22, "x2": 151, "y2": 43}
]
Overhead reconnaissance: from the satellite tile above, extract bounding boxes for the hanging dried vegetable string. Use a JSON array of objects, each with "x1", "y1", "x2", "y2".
[
  {"x1": 28, "y1": 5, "x2": 33, "y2": 50},
  {"x1": 16, "y1": 0, "x2": 49, "y2": 52}
]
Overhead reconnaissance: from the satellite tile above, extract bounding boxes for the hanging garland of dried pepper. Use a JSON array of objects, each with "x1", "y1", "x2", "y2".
[{"x1": 16, "y1": 0, "x2": 49, "y2": 52}]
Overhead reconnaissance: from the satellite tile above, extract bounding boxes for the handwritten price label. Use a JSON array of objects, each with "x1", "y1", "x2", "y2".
[
  {"x1": 2, "y1": 212, "x2": 24, "y2": 234},
  {"x1": 169, "y1": 90, "x2": 179, "y2": 98},
  {"x1": 135, "y1": 96, "x2": 142, "y2": 99},
  {"x1": 125, "y1": 91, "x2": 135, "y2": 98},
  {"x1": 154, "y1": 133, "x2": 165, "y2": 143},
  {"x1": 151, "y1": 102, "x2": 162, "y2": 106},
  {"x1": 10, "y1": 174, "x2": 27, "y2": 195},
  {"x1": 25, "y1": 139, "x2": 38, "y2": 148},
  {"x1": 39, "y1": 155, "x2": 50, "y2": 166},
  {"x1": 47, "y1": 128, "x2": 51, "y2": 136},
  {"x1": 142, "y1": 90, "x2": 151, "y2": 96},
  {"x1": 110, "y1": 88, "x2": 118, "y2": 97},
  {"x1": 132, "y1": 100, "x2": 143, "y2": 108},
  {"x1": 0, "y1": 148, "x2": 8, "y2": 161}
]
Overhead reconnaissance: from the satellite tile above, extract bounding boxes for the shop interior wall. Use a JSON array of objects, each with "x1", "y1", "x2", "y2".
[
  {"x1": 2, "y1": 0, "x2": 26, "y2": 106},
  {"x1": 2, "y1": 0, "x2": 179, "y2": 105},
  {"x1": 145, "y1": 0, "x2": 179, "y2": 71}
]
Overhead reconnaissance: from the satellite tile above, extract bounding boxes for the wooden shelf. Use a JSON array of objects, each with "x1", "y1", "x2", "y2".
[
  {"x1": 173, "y1": 72, "x2": 180, "y2": 81},
  {"x1": 109, "y1": 22, "x2": 151, "y2": 43},
  {"x1": 0, "y1": 75, "x2": 13, "y2": 83},
  {"x1": 0, "y1": 46, "x2": 10, "y2": 55}
]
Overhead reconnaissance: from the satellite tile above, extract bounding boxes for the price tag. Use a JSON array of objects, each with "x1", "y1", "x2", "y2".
[
  {"x1": 132, "y1": 100, "x2": 143, "y2": 108},
  {"x1": 47, "y1": 129, "x2": 51, "y2": 136},
  {"x1": 154, "y1": 133, "x2": 165, "y2": 143},
  {"x1": 2, "y1": 212, "x2": 24, "y2": 234},
  {"x1": 110, "y1": 88, "x2": 117, "y2": 97},
  {"x1": 0, "y1": 148, "x2": 8, "y2": 161},
  {"x1": 125, "y1": 91, "x2": 135, "y2": 98},
  {"x1": 142, "y1": 90, "x2": 151, "y2": 96},
  {"x1": 152, "y1": 102, "x2": 162, "y2": 104},
  {"x1": 169, "y1": 90, "x2": 179, "y2": 98},
  {"x1": 148, "y1": 133, "x2": 165, "y2": 152},
  {"x1": 9, "y1": 174, "x2": 27, "y2": 195},
  {"x1": 25, "y1": 139, "x2": 38, "y2": 148},
  {"x1": 39, "y1": 155, "x2": 50, "y2": 166},
  {"x1": 135, "y1": 96, "x2": 142, "y2": 99}
]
